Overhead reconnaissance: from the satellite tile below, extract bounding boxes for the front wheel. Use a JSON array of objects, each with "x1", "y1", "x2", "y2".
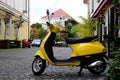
[
  {"x1": 32, "y1": 57, "x2": 46, "y2": 75},
  {"x1": 88, "y1": 58, "x2": 106, "y2": 74}
]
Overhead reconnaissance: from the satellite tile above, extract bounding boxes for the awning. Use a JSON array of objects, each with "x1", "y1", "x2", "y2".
[{"x1": 92, "y1": 0, "x2": 108, "y2": 17}]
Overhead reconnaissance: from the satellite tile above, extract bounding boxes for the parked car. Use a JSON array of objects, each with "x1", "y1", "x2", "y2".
[
  {"x1": 53, "y1": 41, "x2": 68, "y2": 47},
  {"x1": 28, "y1": 39, "x2": 33, "y2": 44},
  {"x1": 22, "y1": 39, "x2": 31, "y2": 48},
  {"x1": 31, "y1": 39, "x2": 41, "y2": 47}
]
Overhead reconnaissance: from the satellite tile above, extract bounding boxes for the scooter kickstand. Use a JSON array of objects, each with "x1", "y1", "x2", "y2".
[{"x1": 78, "y1": 67, "x2": 83, "y2": 75}]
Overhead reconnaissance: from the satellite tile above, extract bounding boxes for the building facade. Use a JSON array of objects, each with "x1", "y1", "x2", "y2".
[
  {"x1": 84, "y1": 0, "x2": 120, "y2": 40},
  {"x1": 0, "y1": 0, "x2": 30, "y2": 40},
  {"x1": 84, "y1": 0, "x2": 120, "y2": 56}
]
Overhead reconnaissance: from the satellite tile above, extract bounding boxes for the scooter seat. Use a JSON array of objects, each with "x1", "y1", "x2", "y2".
[{"x1": 65, "y1": 36, "x2": 98, "y2": 44}]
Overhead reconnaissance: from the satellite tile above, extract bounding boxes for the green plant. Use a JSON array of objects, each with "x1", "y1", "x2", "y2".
[
  {"x1": 111, "y1": 0, "x2": 118, "y2": 4},
  {"x1": 70, "y1": 24, "x2": 90, "y2": 37},
  {"x1": 107, "y1": 49, "x2": 120, "y2": 80},
  {"x1": 104, "y1": 34, "x2": 111, "y2": 42},
  {"x1": 70, "y1": 12, "x2": 98, "y2": 38},
  {"x1": 55, "y1": 33, "x2": 61, "y2": 41},
  {"x1": 15, "y1": 37, "x2": 19, "y2": 41},
  {"x1": 78, "y1": 12, "x2": 98, "y2": 36},
  {"x1": 114, "y1": 37, "x2": 120, "y2": 51}
]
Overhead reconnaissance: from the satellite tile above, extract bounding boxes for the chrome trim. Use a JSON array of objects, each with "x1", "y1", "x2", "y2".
[{"x1": 88, "y1": 61, "x2": 103, "y2": 68}]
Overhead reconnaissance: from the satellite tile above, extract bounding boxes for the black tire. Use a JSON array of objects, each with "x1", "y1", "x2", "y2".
[
  {"x1": 32, "y1": 57, "x2": 46, "y2": 75},
  {"x1": 22, "y1": 45, "x2": 25, "y2": 48},
  {"x1": 88, "y1": 58, "x2": 106, "y2": 74},
  {"x1": 28, "y1": 45, "x2": 31, "y2": 48}
]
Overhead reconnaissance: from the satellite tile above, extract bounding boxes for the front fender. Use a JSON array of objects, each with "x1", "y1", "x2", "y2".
[{"x1": 34, "y1": 50, "x2": 45, "y2": 60}]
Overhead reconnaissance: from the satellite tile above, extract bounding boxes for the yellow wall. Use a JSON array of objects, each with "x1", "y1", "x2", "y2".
[
  {"x1": 0, "y1": 9, "x2": 29, "y2": 40},
  {"x1": 18, "y1": 20, "x2": 29, "y2": 40},
  {"x1": 0, "y1": 10, "x2": 6, "y2": 39}
]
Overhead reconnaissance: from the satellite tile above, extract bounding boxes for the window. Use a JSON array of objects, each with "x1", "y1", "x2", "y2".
[
  {"x1": 14, "y1": 0, "x2": 18, "y2": 9},
  {"x1": 6, "y1": 0, "x2": 10, "y2": 5},
  {"x1": 0, "y1": 17, "x2": 2, "y2": 35},
  {"x1": 14, "y1": 22, "x2": 18, "y2": 37},
  {"x1": 91, "y1": 0, "x2": 94, "y2": 13},
  {"x1": 5, "y1": 19, "x2": 10, "y2": 37}
]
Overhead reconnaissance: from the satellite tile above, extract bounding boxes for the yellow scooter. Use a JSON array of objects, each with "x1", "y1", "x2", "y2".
[{"x1": 32, "y1": 10, "x2": 108, "y2": 75}]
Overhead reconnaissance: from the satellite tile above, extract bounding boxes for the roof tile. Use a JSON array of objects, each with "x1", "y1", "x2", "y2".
[{"x1": 42, "y1": 8, "x2": 70, "y2": 18}]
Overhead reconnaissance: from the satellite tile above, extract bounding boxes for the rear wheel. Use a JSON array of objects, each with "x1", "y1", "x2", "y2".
[
  {"x1": 28, "y1": 45, "x2": 31, "y2": 48},
  {"x1": 32, "y1": 57, "x2": 46, "y2": 75},
  {"x1": 88, "y1": 58, "x2": 106, "y2": 74},
  {"x1": 22, "y1": 44, "x2": 25, "y2": 48}
]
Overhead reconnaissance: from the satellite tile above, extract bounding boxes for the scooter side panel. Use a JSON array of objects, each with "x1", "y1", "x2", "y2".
[
  {"x1": 70, "y1": 41, "x2": 105, "y2": 57},
  {"x1": 54, "y1": 61, "x2": 81, "y2": 66},
  {"x1": 35, "y1": 32, "x2": 55, "y2": 65},
  {"x1": 34, "y1": 50, "x2": 46, "y2": 59}
]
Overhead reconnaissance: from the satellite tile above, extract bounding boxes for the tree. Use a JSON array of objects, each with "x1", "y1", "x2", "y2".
[
  {"x1": 31, "y1": 23, "x2": 42, "y2": 29},
  {"x1": 65, "y1": 18, "x2": 79, "y2": 26},
  {"x1": 30, "y1": 23, "x2": 48, "y2": 39},
  {"x1": 30, "y1": 28, "x2": 40, "y2": 39},
  {"x1": 38, "y1": 27, "x2": 48, "y2": 39},
  {"x1": 65, "y1": 19, "x2": 79, "y2": 31}
]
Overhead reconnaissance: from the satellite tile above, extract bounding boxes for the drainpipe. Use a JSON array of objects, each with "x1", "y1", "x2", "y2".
[
  {"x1": 28, "y1": 0, "x2": 30, "y2": 39},
  {"x1": 98, "y1": 18, "x2": 103, "y2": 42},
  {"x1": 23, "y1": 0, "x2": 30, "y2": 39}
]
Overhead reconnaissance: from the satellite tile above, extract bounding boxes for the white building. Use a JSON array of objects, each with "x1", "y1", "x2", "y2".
[
  {"x1": 41, "y1": 9, "x2": 72, "y2": 29},
  {"x1": 84, "y1": 0, "x2": 120, "y2": 40},
  {"x1": 0, "y1": 0, "x2": 29, "y2": 20},
  {"x1": 84, "y1": 0, "x2": 120, "y2": 56}
]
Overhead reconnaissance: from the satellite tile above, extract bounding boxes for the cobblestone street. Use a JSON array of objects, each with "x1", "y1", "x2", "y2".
[{"x1": 0, "y1": 47, "x2": 108, "y2": 80}]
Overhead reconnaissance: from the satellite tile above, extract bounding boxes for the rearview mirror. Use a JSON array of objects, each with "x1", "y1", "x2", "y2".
[{"x1": 46, "y1": 9, "x2": 50, "y2": 15}]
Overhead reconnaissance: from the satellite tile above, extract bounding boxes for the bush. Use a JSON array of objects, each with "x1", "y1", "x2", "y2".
[
  {"x1": 107, "y1": 49, "x2": 120, "y2": 80},
  {"x1": 114, "y1": 37, "x2": 120, "y2": 51}
]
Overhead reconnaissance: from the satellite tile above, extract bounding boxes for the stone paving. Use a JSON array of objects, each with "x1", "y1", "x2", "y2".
[{"x1": 0, "y1": 47, "x2": 108, "y2": 80}]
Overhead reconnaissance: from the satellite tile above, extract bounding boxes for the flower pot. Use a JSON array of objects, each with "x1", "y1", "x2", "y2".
[{"x1": 0, "y1": 40, "x2": 10, "y2": 49}]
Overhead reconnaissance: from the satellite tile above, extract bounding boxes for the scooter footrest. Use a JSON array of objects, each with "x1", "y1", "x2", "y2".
[{"x1": 53, "y1": 58, "x2": 80, "y2": 66}]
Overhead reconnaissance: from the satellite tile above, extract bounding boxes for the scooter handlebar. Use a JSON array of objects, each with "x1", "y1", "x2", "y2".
[
  {"x1": 46, "y1": 22, "x2": 50, "y2": 26},
  {"x1": 61, "y1": 30, "x2": 69, "y2": 33},
  {"x1": 46, "y1": 22, "x2": 69, "y2": 33}
]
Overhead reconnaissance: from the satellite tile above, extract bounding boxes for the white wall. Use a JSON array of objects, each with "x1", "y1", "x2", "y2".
[
  {"x1": 0, "y1": 0, "x2": 28, "y2": 17},
  {"x1": 41, "y1": 16, "x2": 71, "y2": 29},
  {"x1": 88, "y1": 0, "x2": 104, "y2": 17},
  {"x1": 88, "y1": 0, "x2": 110, "y2": 38}
]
